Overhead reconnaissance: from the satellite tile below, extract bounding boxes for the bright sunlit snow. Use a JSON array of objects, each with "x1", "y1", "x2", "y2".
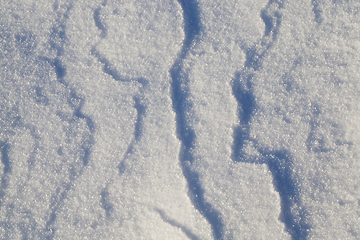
[{"x1": 1, "y1": 0, "x2": 360, "y2": 239}]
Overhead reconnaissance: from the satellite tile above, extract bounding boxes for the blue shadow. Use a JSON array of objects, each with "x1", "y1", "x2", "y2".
[{"x1": 170, "y1": 0, "x2": 224, "y2": 239}]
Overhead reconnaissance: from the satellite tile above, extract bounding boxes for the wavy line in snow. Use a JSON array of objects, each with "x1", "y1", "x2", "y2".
[
  {"x1": 0, "y1": 142, "x2": 10, "y2": 210},
  {"x1": 91, "y1": 2, "x2": 148, "y2": 87},
  {"x1": 231, "y1": 0, "x2": 310, "y2": 239},
  {"x1": 91, "y1": 2, "x2": 149, "y2": 177},
  {"x1": 118, "y1": 96, "x2": 146, "y2": 175},
  {"x1": 155, "y1": 208, "x2": 200, "y2": 240},
  {"x1": 170, "y1": 0, "x2": 224, "y2": 239},
  {"x1": 39, "y1": 3, "x2": 96, "y2": 238}
]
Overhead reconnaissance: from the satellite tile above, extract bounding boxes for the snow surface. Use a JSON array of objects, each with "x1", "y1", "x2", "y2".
[{"x1": 1, "y1": 0, "x2": 360, "y2": 239}]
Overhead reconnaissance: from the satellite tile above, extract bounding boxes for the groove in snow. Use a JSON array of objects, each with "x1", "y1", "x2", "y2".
[
  {"x1": 231, "y1": 0, "x2": 310, "y2": 239},
  {"x1": 170, "y1": 0, "x2": 224, "y2": 239}
]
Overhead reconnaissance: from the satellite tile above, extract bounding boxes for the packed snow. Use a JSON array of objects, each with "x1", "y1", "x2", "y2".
[{"x1": 1, "y1": 0, "x2": 360, "y2": 239}]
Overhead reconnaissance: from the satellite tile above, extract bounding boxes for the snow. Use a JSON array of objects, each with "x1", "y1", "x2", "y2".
[{"x1": 1, "y1": 0, "x2": 360, "y2": 239}]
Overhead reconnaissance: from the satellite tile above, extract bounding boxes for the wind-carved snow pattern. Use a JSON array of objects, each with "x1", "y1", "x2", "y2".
[
  {"x1": 231, "y1": 0, "x2": 310, "y2": 239},
  {"x1": 0, "y1": 112, "x2": 41, "y2": 209},
  {"x1": 91, "y1": 1, "x2": 148, "y2": 85},
  {"x1": 0, "y1": 1, "x2": 96, "y2": 237},
  {"x1": 36, "y1": 2, "x2": 96, "y2": 238},
  {"x1": 45, "y1": 6, "x2": 94, "y2": 240},
  {"x1": 90, "y1": 1, "x2": 148, "y2": 176},
  {"x1": 2, "y1": 0, "x2": 358, "y2": 239},
  {"x1": 118, "y1": 96, "x2": 146, "y2": 175},
  {"x1": 231, "y1": 0, "x2": 283, "y2": 161},
  {"x1": 154, "y1": 208, "x2": 201, "y2": 240},
  {"x1": 91, "y1": 1, "x2": 129, "y2": 82},
  {"x1": 171, "y1": 0, "x2": 224, "y2": 239}
]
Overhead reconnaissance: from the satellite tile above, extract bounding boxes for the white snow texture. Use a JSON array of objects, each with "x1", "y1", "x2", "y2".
[{"x1": 0, "y1": 0, "x2": 360, "y2": 239}]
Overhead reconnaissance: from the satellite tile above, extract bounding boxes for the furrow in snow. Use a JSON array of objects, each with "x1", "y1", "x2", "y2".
[
  {"x1": 0, "y1": 142, "x2": 11, "y2": 209},
  {"x1": 91, "y1": 2, "x2": 149, "y2": 177},
  {"x1": 100, "y1": 186, "x2": 114, "y2": 220},
  {"x1": 231, "y1": 0, "x2": 310, "y2": 239},
  {"x1": 257, "y1": 149, "x2": 310, "y2": 239},
  {"x1": 23, "y1": 124, "x2": 41, "y2": 175},
  {"x1": 91, "y1": 2, "x2": 125, "y2": 82},
  {"x1": 231, "y1": 0, "x2": 283, "y2": 161},
  {"x1": 132, "y1": 96, "x2": 146, "y2": 141},
  {"x1": 91, "y1": 2, "x2": 147, "y2": 86},
  {"x1": 231, "y1": 71, "x2": 256, "y2": 161},
  {"x1": 90, "y1": 47, "x2": 130, "y2": 82},
  {"x1": 117, "y1": 96, "x2": 146, "y2": 175},
  {"x1": 232, "y1": 0, "x2": 283, "y2": 160},
  {"x1": 93, "y1": 6, "x2": 107, "y2": 38},
  {"x1": 39, "y1": 3, "x2": 96, "y2": 238},
  {"x1": 311, "y1": 0, "x2": 323, "y2": 24},
  {"x1": 155, "y1": 208, "x2": 201, "y2": 240},
  {"x1": 171, "y1": 0, "x2": 224, "y2": 239}
]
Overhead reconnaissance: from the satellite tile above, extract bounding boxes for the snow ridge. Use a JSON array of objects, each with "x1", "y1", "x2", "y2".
[
  {"x1": 232, "y1": 0, "x2": 310, "y2": 239},
  {"x1": 171, "y1": 1, "x2": 224, "y2": 239}
]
